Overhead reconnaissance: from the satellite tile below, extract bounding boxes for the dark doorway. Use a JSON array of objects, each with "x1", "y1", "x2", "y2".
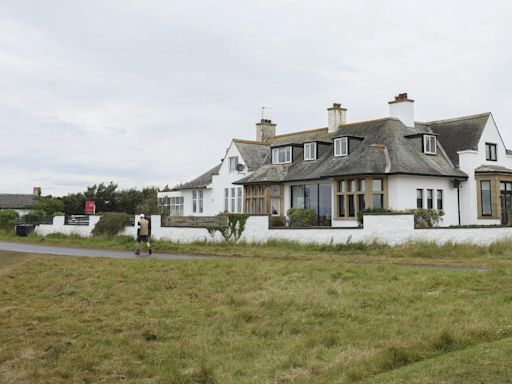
[{"x1": 500, "y1": 181, "x2": 512, "y2": 224}]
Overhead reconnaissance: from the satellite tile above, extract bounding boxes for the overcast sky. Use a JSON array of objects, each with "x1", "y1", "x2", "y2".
[{"x1": 1, "y1": 0, "x2": 511, "y2": 196}]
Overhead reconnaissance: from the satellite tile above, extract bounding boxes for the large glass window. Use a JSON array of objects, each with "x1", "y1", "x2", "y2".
[
  {"x1": 481, "y1": 181, "x2": 492, "y2": 216},
  {"x1": 272, "y1": 146, "x2": 292, "y2": 164},
  {"x1": 334, "y1": 137, "x2": 348, "y2": 157},
  {"x1": 485, "y1": 143, "x2": 497, "y2": 161},
  {"x1": 304, "y1": 142, "x2": 317, "y2": 161},
  {"x1": 291, "y1": 184, "x2": 332, "y2": 226}
]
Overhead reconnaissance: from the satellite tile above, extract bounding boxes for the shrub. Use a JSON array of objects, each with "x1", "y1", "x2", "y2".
[
  {"x1": 92, "y1": 212, "x2": 130, "y2": 236},
  {"x1": 409, "y1": 208, "x2": 444, "y2": 228},
  {"x1": 287, "y1": 208, "x2": 316, "y2": 227},
  {"x1": 0, "y1": 210, "x2": 18, "y2": 231}
]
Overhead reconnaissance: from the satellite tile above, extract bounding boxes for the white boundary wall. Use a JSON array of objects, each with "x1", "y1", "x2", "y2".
[
  {"x1": 35, "y1": 216, "x2": 101, "y2": 237},
  {"x1": 147, "y1": 214, "x2": 512, "y2": 246},
  {"x1": 35, "y1": 214, "x2": 512, "y2": 246}
]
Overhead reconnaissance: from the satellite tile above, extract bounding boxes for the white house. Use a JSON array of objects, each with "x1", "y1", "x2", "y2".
[{"x1": 159, "y1": 93, "x2": 512, "y2": 227}]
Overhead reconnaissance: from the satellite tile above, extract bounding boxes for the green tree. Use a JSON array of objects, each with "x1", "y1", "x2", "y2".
[
  {"x1": 85, "y1": 182, "x2": 119, "y2": 213},
  {"x1": 0, "y1": 210, "x2": 18, "y2": 231},
  {"x1": 30, "y1": 196, "x2": 64, "y2": 216}
]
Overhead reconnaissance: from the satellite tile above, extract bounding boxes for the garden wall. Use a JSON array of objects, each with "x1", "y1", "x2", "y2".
[{"x1": 35, "y1": 215, "x2": 101, "y2": 237}]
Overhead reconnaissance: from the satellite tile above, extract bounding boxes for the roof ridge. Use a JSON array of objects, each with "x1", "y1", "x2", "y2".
[
  {"x1": 270, "y1": 127, "x2": 328, "y2": 139},
  {"x1": 233, "y1": 139, "x2": 270, "y2": 145},
  {"x1": 421, "y1": 112, "x2": 491, "y2": 126},
  {"x1": 337, "y1": 117, "x2": 399, "y2": 129}
]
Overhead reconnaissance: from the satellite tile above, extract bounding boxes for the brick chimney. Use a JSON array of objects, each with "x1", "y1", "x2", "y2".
[
  {"x1": 256, "y1": 119, "x2": 276, "y2": 142},
  {"x1": 327, "y1": 103, "x2": 347, "y2": 133},
  {"x1": 33, "y1": 187, "x2": 41, "y2": 196},
  {"x1": 389, "y1": 93, "x2": 415, "y2": 127}
]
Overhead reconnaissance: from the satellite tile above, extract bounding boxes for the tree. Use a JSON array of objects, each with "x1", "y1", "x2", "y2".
[
  {"x1": 30, "y1": 196, "x2": 64, "y2": 216},
  {"x1": 85, "y1": 182, "x2": 119, "y2": 213},
  {"x1": 62, "y1": 193, "x2": 85, "y2": 215}
]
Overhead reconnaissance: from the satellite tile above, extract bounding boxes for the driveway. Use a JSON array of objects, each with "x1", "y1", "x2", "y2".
[{"x1": 0, "y1": 241, "x2": 216, "y2": 261}]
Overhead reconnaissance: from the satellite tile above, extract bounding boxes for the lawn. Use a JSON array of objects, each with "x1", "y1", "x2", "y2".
[{"x1": 1, "y1": 249, "x2": 512, "y2": 383}]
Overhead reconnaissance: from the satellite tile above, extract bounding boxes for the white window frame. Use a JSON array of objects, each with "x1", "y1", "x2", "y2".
[
  {"x1": 199, "y1": 190, "x2": 203, "y2": 213},
  {"x1": 224, "y1": 188, "x2": 229, "y2": 212},
  {"x1": 229, "y1": 156, "x2": 239, "y2": 173},
  {"x1": 304, "y1": 142, "x2": 317, "y2": 161},
  {"x1": 231, "y1": 187, "x2": 236, "y2": 212},
  {"x1": 423, "y1": 135, "x2": 437, "y2": 155},
  {"x1": 192, "y1": 191, "x2": 197, "y2": 213},
  {"x1": 272, "y1": 146, "x2": 292, "y2": 164},
  {"x1": 334, "y1": 137, "x2": 348, "y2": 157},
  {"x1": 236, "y1": 187, "x2": 242, "y2": 213},
  {"x1": 169, "y1": 197, "x2": 184, "y2": 216}
]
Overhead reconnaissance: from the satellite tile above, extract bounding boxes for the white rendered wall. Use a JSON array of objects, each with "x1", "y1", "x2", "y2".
[
  {"x1": 457, "y1": 116, "x2": 512, "y2": 225},
  {"x1": 388, "y1": 175, "x2": 459, "y2": 226},
  {"x1": 389, "y1": 101, "x2": 414, "y2": 127},
  {"x1": 35, "y1": 215, "x2": 101, "y2": 237},
  {"x1": 142, "y1": 214, "x2": 512, "y2": 246}
]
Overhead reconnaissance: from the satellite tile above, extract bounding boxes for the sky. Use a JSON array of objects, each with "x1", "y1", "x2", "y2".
[{"x1": 1, "y1": 0, "x2": 512, "y2": 196}]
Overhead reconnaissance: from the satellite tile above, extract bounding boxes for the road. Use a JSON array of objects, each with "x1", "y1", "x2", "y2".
[{"x1": 0, "y1": 241, "x2": 216, "y2": 261}]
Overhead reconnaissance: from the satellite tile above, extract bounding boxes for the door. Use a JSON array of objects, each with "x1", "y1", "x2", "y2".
[{"x1": 500, "y1": 181, "x2": 512, "y2": 224}]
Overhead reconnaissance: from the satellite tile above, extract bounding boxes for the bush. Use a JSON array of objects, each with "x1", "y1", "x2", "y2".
[
  {"x1": 409, "y1": 208, "x2": 444, "y2": 228},
  {"x1": 288, "y1": 208, "x2": 316, "y2": 227},
  {"x1": 92, "y1": 212, "x2": 130, "y2": 236},
  {"x1": 0, "y1": 210, "x2": 18, "y2": 231}
]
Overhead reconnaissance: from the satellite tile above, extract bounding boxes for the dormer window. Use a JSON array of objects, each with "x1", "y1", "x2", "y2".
[
  {"x1": 304, "y1": 142, "x2": 317, "y2": 161},
  {"x1": 272, "y1": 146, "x2": 292, "y2": 164},
  {"x1": 485, "y1": 143, "x2": 497, "y2": 161},
  {"x1": 423, "y1": 135, "x2": 437, "y2": 155},
  {"x1": 334, "y1": 137, "x2": 348, "y2": 157}
]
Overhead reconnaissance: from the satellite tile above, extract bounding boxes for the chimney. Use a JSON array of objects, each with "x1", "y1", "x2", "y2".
[
  {"x1": 389, "y1": 92, "x2": 415, "y2": 127},
  {"x1": 256, "y1": 119, "x2": 276, "y2": 142},
  {"x1": 33, "y1": 187, "x2": 41, "y2": 196},
  {"x1": 327, "y1": 103, "x2": 347, "y2": 133}
]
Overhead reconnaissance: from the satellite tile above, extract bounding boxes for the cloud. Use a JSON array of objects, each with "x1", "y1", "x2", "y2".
[{"x1": 1, "y1": 0, "x2": 512, "y2": 195}]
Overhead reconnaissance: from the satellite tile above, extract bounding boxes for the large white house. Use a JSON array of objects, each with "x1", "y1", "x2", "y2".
[{"x1": 158, "y1": 93, "x2": 512, "y2": 227}]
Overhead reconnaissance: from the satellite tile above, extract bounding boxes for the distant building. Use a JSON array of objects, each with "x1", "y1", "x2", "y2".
[{"x1": 0, "y1": 187, "x2": 40, "y2": 216}]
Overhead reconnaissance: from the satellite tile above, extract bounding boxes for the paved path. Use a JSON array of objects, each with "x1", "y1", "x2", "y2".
[{"x1": 0, "y1": 241, "x2": 217, "y2": 261}]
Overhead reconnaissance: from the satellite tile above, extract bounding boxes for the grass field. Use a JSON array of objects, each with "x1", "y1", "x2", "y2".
[{"x1": 1, "y1": 245, "x2": 512, "y2": 383}]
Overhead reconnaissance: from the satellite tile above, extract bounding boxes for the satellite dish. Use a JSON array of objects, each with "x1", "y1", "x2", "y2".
[{"x1": 236, "y1": 163, "x2": 245, "y2": 172}]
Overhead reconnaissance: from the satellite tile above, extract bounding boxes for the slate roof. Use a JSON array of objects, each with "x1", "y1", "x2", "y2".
[
  {"x1": 173, "y1": 164, "x2": 221, "y2": 190},
  {"x1": 475, "y1": 165, "x2": 512, "y2": 174},
  {"x1": 233, "y1": 140, "x2": 269, "y2": 171},
  {"x1": 427, "y1": 113, "x2": 491, "y2": 166},
  {"x1": 235, "y1": 118, "x2": 467, "y2": 185},
  {"x1": 0, "y1": 194, "x2": 37, "y2": 209}
]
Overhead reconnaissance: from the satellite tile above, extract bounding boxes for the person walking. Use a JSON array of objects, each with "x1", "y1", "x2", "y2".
[{"x1": 135, "y1": 214, "x2": 152, "y2": 255}]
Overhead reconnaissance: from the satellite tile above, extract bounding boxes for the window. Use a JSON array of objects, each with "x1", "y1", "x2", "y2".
[
  {"x1": 357, "y1": 179, "x2": 366, "y2": 211},
  {"x1": 501, "y1": 181, "x2": 512, "y2": 192},
  {"x1": 271, "y1": 198, "x2": 280, "y2": 215},
  {"x1": 199, "y1": 190, "x2": 203, "y2": 213},
  {"x1": 338, "y1": 195, "x2": 345, "y2": 217},
  {"x1": 416, "y1": 189, "x2": 423, "y2": 209},
  {"x1": 291, "y1": 183, "x2": 332, "y2": 226},
  {"x1": 229, "y1": 156, "x2": 239, "y2": 172},
  {"x1": 237, "y1": 187, "x2": 242, "y2": 213},
  {"x1": 372, "y1": 179, "x2": 384, "y2": 209},
  {"x1": 169, "y1": 197, "x2": 184, "y2": 216},
  {"x1": 244, "y1": 184, "x2": 270, "y2": 214},
  {"x1": 423, "y1": 135, "x2": 437, "y2": 155},
  {"x1": 231, "y1": 187, "x2": 236, "y2": 212},
  {"x1": 427, "y1": 189, "x2": 433, "y2": 209},
  {"x1": 304, "y1": 142, "x2": 317, "y2": 161},
  {"x1": 272, "y1": 146, "x2": 292, "y2": 164},
  {"x1": 224, "y1": 188, "x2": 229, "y2": 212},
  {"x1": 481, "y1": 181, "x2": 492, "y2": 216},
  {"x1": 485, "y1": 143, "x2": 497, "y2": 161},
  {"x1": 334, "y1": 137, "x2": 348, "y2": 157},
  {"x1": 437, "y1": 190, "x2": 443, "y2": 210},
  {"x1": 192, "y1": 191, "x2": 197, "y2": 213}
]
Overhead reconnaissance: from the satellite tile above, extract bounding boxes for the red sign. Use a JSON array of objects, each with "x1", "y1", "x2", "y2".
[{"x1": 85, "y1": 200, "x2": 96, "y2": 215}]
